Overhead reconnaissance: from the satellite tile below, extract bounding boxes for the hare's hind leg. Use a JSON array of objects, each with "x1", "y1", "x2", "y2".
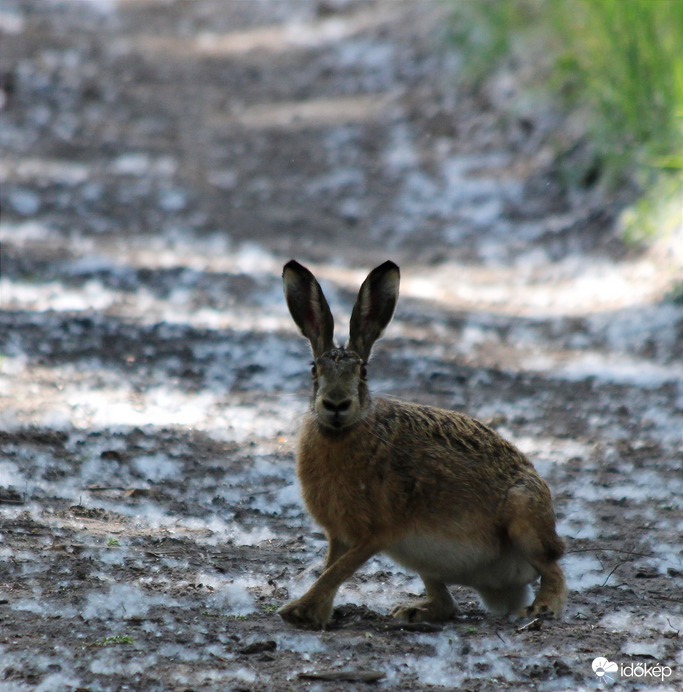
[
  {"x1": 391, "y1": 577, "x2": 456, "y2": 623},
  {"x1": 506, "y1": 483, "x2": 567, "y2": 618},
  {"x1": 521, "y1": 560, "x2": 566, "y2": 618}
]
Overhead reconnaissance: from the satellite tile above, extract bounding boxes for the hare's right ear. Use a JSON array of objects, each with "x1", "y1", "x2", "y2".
[{"x1": 283, "y1": 260, "x2": 335, "y2": 358}]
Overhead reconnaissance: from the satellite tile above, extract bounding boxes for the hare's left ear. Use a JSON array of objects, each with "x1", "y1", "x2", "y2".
[{"x1": 348, "y1": 261, "x2": 399, "y2": 362}]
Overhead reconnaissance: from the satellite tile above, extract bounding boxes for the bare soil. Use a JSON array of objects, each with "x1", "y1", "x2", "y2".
[{"x1": 1, "y1": 1, "x2": 682, "y2": 691}]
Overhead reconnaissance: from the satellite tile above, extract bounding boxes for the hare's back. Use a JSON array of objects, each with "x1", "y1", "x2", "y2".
[{"x1": 374, "y1": 398, "x2": 532, "y2": 478}]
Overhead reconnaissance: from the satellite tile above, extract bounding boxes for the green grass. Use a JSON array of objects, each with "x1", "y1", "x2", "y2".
[
  {"x1": 88, "y1": 635, "x2": 134, "y2": 648},
  {"x1": 553, "y1": 0, "x2": 683, "y2": 171},
  {"x1": 449, "y1": 0, "x2": 683, "y2": 240}
]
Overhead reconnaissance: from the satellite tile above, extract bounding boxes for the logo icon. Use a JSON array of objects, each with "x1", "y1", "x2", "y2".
[{"x1": 592, "y1": 657, "x2": 619, "y2": 679}]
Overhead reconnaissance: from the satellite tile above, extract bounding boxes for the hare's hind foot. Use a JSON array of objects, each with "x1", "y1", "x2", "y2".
[
  {"x1": 518, "y1": 562, "x2": 567, "y2": 619},
  {"x1": 391, "y1": 579, "x2": 455, "y2": 623}
]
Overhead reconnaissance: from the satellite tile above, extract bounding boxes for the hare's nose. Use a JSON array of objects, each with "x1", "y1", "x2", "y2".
[{"x1": 322, "y1": 398, "x2": 351, "y2": 414}]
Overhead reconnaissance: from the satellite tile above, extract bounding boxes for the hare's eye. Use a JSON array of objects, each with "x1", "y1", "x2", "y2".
[
  {"x1": 311, "y1": 364, "x2": 317, "y2": 378},
  {"x1": 360, "y1": 365, "x2": 368, "y2": 379}
]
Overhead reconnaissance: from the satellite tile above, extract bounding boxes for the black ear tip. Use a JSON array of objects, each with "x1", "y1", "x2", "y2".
[
  {"x1": 283, "y1": 259, "x2": 311, "y2": 280},
  {"x1": 283, "y1": 259, "x2": 300, "y2": 273},
  {"x1": 378, "y1": 260, "x2": 399, "y2": 275}
]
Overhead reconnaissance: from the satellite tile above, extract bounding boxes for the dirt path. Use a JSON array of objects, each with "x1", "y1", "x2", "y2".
[{"x1": 1, "y1": 1, "x2": 682, "y2": 690}]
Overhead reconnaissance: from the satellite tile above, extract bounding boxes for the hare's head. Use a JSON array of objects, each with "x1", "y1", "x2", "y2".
[{"x1": 283, "y1": 260, "x2": 400, "y2": 431}]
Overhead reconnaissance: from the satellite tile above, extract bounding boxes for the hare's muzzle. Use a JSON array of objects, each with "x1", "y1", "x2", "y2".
[{"x1": 321, "y1": 397, "x2": 353, "y2": 428}]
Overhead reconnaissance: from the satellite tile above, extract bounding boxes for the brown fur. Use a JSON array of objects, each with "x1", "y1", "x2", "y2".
[{"x1": 279, "y1": 260, "x2": 567, "y2": 629}]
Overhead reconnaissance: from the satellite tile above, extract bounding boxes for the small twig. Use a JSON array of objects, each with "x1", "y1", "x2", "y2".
[
  {"x1": 599, "y1": 543, "x2": 652, "y2": 587},
  {"x1": 602, "y1": 561, "x2": 630, "y2": 587},
  {"x1": 646, "y1": 592, "x2": 682, "y2": 603},
  {"x1": 516, "y1": 618, "x2": 543, "y2": 633},
  {"x1": 495, "y1": 630, "x2": 507, "y2": 645},
  {"x1": 0, "y1": 497, "x2": 25, "y2": 506},
  {"x1": 209, "y1": 652, "x2": 232, "y2": 664},
  {"x1": 601, "y1": 564, "x2": 620, "y2": 587},
  {"x1": 567, "y1": 547, "x2": 653, "y2": 558},
  {"x1": 0, "y1": 487, "x2": 26, "y2": 505},
  {"x1": 298, "y1": 669, "x2": 385, "y2": 683},
  {"x1": 84, "y1": 486, "x2": 127, "y2": 492}
]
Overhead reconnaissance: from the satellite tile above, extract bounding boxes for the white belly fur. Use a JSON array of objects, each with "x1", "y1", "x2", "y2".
[{"x1": 386, "y1": 533, "x2": 538, "y2": 590}]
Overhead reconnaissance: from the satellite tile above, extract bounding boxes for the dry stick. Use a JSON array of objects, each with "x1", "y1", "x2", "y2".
[
  {"x1": 601, "y1": 561, "x2": 631, "y2": 587},
  {"x1": 298, "y1": 669, "x2": 385, "y2": 683},
  {"x1": 566, "y1": 547, "x2": 652, "y2": 558},
  {"x1": 666, "y1": 618, "x2": 680, "y2": 636},
  {"x1": 516, "y1": 618, "x2": 543, "y2": 633},
  {"x1": 495, "y1": 630, "x2": 507, "y2": 645}
]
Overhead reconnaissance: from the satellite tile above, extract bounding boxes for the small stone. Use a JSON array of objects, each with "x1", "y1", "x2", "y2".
[{"x1": 239, "y1": 640, "x2": 276, "y2": 655}]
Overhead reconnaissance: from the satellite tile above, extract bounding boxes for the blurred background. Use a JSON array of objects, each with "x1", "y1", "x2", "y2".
[{"x1": 2, "y1": 0, "x2": 681, "y2": 269}]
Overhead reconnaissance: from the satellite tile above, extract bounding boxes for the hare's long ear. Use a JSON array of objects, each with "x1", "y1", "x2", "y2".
[
  {"x1": 283, "y1": 260, "x2": 335, "y2": 358},
  {"x1": 348, "y1": 261, "x2": 399, "y2": 362}
]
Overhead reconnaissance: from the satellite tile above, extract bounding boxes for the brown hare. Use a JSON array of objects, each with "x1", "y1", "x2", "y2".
[{"x1": 279, "y1": 259, "x2": 567, "y2": 630}]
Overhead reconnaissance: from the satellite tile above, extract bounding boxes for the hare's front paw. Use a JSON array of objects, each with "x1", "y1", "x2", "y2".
[
  {"x1": 278, "y1": 597, "x2": 333, "y2": 630},
  {"x1": 391, "y1": 598, "x2": 455, "y2": 624}
]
